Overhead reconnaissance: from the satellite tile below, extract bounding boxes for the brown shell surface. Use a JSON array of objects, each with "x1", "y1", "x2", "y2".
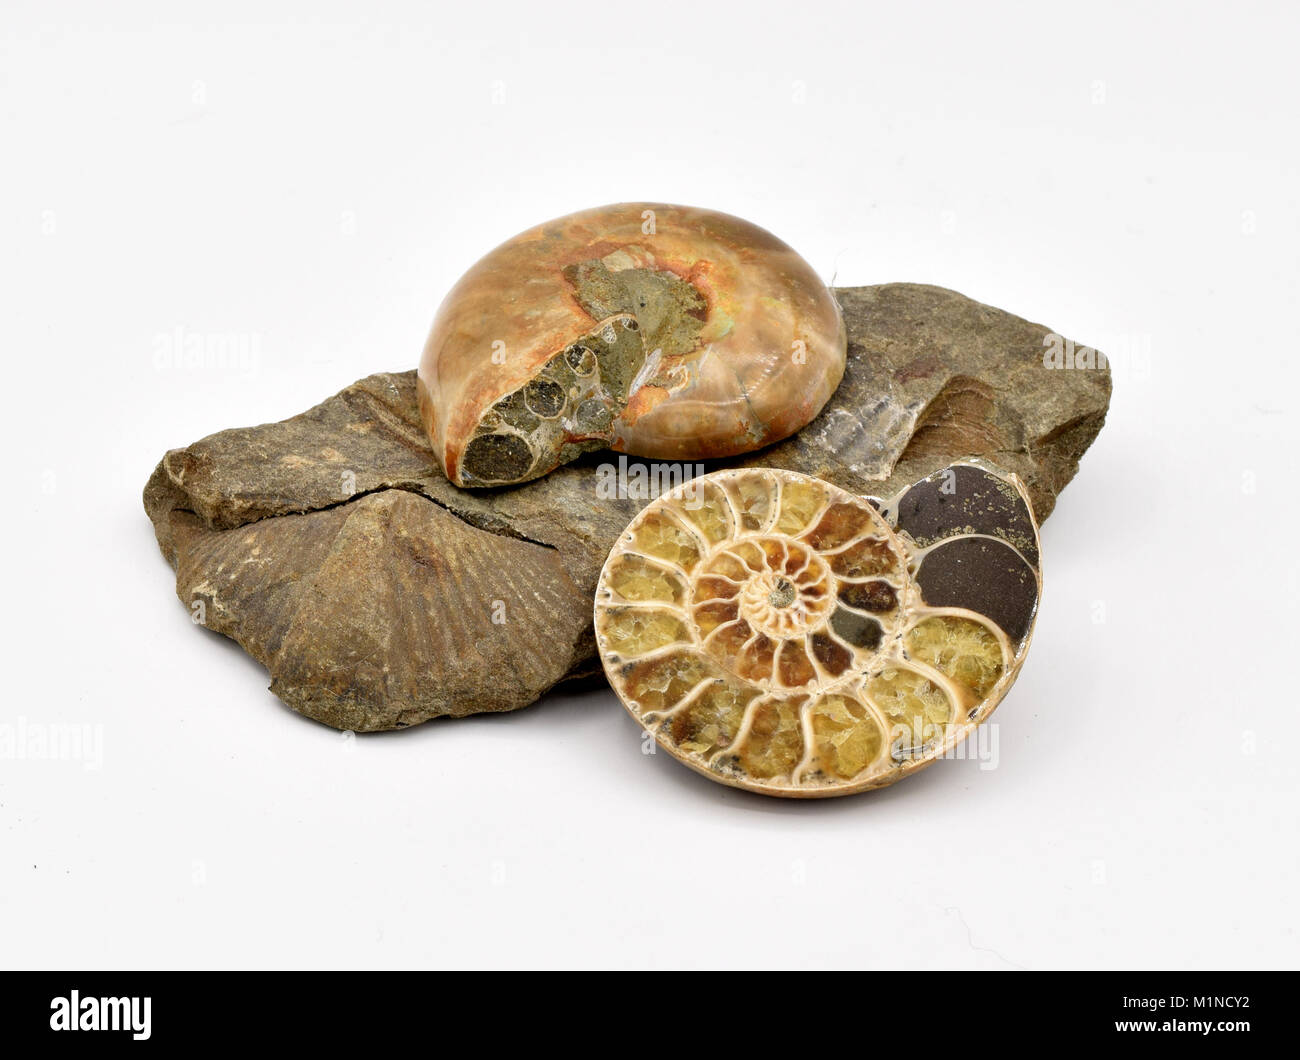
[
  {"x1": 417, "y1": 203, "x2": 846, "y2": 487},
  {"x1": 593, "y1": 461, "x2": 1042, "y2": 797}
]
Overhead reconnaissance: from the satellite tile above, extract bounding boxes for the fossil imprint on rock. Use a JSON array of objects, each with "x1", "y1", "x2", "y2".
[
  {"x1": 595, "y1": 461, "x2": 1042, "y2": 797},
  {"x1": 417, "y1": 203, "x2": 847, "y2": 487}
]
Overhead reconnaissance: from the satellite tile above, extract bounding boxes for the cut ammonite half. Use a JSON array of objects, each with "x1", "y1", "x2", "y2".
[
  {"x1": 417, "y1": 203, "x2": 846, "y2": 487},
  {"x1": 593, "y1": 461, "x2": 1042, "y2": 797}
]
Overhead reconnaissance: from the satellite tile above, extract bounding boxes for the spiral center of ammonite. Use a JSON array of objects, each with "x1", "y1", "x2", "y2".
[
  {"x1": 733, "y1": 543, "x2": 836, "y2": 641},
  {"x1": 767, "y1": 577, "x2": 796, "y2": 609}
]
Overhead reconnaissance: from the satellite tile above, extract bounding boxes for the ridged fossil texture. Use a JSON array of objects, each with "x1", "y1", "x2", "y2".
[
  {"x1": 417, "y1": 203, "x2": 846, "y2": 487},
  {"x1": 594, "y1": 462, "x2": 1042, "y2": 797}
]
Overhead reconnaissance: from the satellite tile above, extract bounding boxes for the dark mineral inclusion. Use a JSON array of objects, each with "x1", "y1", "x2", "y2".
[{"x1": 144, "y1": 284, "x2": 1112, "y2": 732}]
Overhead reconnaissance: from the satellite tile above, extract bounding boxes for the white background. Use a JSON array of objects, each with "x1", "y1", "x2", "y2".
[{"x1": 2, "y1": 1, "x2": 1297, "y2": 970}]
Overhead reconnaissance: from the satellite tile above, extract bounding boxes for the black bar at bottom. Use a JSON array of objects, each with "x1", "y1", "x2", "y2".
[{"x1": 0, "y1": 970, "x2": 1290, "y2": 1047}]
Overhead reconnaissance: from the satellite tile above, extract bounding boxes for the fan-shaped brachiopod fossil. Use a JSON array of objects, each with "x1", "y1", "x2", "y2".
[
  {"x1": 417, "y1": 203, "x2": 846, "y2": 487},
  {"x1": 593, "y1": 461, "x2": 1042, "y2": 797}
]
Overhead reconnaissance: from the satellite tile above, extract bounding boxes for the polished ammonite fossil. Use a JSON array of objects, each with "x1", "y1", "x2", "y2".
[
  {"x1": 417, "y1": 203, "x2": 846, "y2": 487},
  {"x1": 594, "y1": 461, "x2": 1043, "y2": 797}
]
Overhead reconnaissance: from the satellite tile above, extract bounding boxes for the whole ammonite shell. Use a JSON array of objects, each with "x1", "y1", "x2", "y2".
[
  {"x1": 417, "y1": 203, "x2": 846, "y2": 487},
  {"x1": 594, "y1": 462, "x2": 1042, "y2": 797}
]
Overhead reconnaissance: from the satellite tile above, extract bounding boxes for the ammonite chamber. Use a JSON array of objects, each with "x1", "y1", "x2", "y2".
[
  {"x1": 593, "y1": 462, "x2": 1043, "y2": 797},
  {"x1": 417, "y1": 203, "x2": 846, "y2": 487}
]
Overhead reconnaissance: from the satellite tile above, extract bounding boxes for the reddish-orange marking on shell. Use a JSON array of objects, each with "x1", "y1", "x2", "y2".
[{"x1": 621, "y1": 384, "x2": 671, "y2": 425}]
